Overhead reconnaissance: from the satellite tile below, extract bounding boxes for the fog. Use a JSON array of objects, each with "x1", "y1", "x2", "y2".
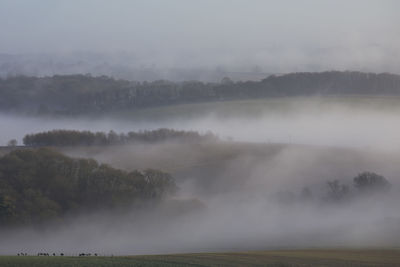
[
  {"x1": 1, "y1": 98, "x2": 400, "y2": 255},
  {"x1": 2, "y1": 97, "x2": 400, "y2": 150},
  {"x1": 0, "y1": 1, "x2": 400, "y2": 78},
  {"x1": 1, "y1": 0, "x2": 399, "y2": 258},
  {"x1": 1, "y1": 193, "x2": 399, "y2": 255}
]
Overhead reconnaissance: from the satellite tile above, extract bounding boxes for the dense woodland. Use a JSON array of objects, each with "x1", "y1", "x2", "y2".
[
  {"x1": 0, "y1": 148, "x2": 177, "y2": 225},
  {"x1": 0, "y1": 147, "x2": 391, "y2": 226},
  {"x1": 1, "y1": 71, "x2": 400, "y2": 115},
  {"x1": 22, "y1": 129, "x2": 218, "y2": 147}
]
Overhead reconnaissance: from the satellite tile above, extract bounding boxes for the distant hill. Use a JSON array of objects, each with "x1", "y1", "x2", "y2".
[
  {"x1": 1, "y1": 71, "x2": 400, "y2": 115},
  {"x1": 0, "y1": 52, "x2": 273, "y2": 82}
]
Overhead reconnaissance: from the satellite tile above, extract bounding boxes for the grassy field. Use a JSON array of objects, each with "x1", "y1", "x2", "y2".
[
  {"x1": 108, "y1": 95, "x2": 400, "y2": 122},
  {"x1": 1, "y1": 250, "x2": 399, "y2": 266}
]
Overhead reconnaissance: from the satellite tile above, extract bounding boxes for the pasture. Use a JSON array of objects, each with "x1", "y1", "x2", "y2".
[{"x1": 1, "y1": 249, "x2": 399, "y2": 267}]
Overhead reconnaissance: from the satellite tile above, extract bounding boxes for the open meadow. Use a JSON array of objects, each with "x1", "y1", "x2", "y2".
[{"x1": 1, "y1": 250, "x2": 400, "y2": 267}]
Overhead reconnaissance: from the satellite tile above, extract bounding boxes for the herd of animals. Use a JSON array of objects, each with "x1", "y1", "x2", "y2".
[{"x1": 17, "y1": 252, "x2": 100, "y2": 257}]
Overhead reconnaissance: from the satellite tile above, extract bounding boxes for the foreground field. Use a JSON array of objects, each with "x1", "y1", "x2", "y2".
[{"x1": 1, "y1": 250, "x2": 400, "y2": 267}]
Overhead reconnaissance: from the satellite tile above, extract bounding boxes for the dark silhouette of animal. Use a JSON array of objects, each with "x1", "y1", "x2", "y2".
[{"x1": 37, "y1": 252, "x2": 50, "y2": 256}]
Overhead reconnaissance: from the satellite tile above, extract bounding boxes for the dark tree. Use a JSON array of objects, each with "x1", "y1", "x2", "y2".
[
  {"x1": 326, "y1": 180, "x2": 349, "y2": 201},
  {"x1": 7, "y1": 139, "x2": 17, "y2": 147},
  {"x1": 353, "y1": 172, "x2": 391, "y2": 193}
]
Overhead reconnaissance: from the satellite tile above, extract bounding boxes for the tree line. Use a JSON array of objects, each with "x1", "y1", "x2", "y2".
[
  {"x1": 1, "y1": 71, "x2": 400, "y2": 115},
  {"x1": 23, "y1": 128, "x2": 218, "y2": 147},
  {"x1": 276, "y1": 172, "x2": 392, "y2": 204},
  {"x1": 0, "y1": 148, "x2": 177, "y2": 226}
]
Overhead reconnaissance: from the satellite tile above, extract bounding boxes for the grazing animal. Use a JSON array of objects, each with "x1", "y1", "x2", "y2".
[{"x1": 38, "y1": 253, "x2": 50, "y2": 256}]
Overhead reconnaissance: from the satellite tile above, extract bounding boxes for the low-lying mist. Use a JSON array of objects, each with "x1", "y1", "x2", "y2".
[
  {"x1": 2, "y1": 97, "x2": 400, "y2": 150},
  {"x1": 1, "y1": 178, "x2": 399, "y2": 255},
  {"x1": 1, "y1": 97, "x2": 400, "y2": 255}
]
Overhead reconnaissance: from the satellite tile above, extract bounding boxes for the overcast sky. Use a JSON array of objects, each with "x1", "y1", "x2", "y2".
[{"x1": 0, "y1": 0, "x2": 399, "y2": 72}]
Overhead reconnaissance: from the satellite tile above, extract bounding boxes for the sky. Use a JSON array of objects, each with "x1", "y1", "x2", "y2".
[{"x1": 0, "y1": 0, "x2": 399, "y2": 72}]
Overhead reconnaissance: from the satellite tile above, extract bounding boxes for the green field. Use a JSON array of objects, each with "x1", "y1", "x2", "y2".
[
  {"x1": 1, "y1": 250, "x2": 400, "y2": 267},
  {"x1": 108, "y1": 95, "x2": 400, "y2": 121}
]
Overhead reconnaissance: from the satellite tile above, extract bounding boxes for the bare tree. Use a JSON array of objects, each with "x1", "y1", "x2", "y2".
[{"x1": 326, "y1": 180, "x2": 349, "y2": 201}]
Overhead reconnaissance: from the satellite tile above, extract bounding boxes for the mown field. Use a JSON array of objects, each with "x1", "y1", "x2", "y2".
[{"x1": 1, "y1": 250, "x2": 399, "y2": 267}]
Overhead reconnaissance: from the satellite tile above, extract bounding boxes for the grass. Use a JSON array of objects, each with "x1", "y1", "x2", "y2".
[
  {"x1": 1, "y1": 249, "x2": 400, "y2": 266},
  {"x1": 108, "y1": 95, "x2": 400, "y2": 122}
]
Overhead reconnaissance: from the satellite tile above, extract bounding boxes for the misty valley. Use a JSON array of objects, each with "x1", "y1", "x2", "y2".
[
  {"x1": 2, "y1": 1, "x2": 400, "y2": 265},
  {"x1": 1, "y1": 76, "x2": 400, "y2": 258}
]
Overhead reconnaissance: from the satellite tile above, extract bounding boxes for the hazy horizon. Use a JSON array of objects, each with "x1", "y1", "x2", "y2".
[{"x1": 0, "y1": 0, "x2": 399, "y2": 79}]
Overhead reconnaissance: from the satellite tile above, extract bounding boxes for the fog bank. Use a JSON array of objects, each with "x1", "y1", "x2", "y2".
[
  {"x1": 1, "y1": 97, "x2": 400, "y2": 254},
  {"x1": 2, "y1": 97, "x2": 400, "y2": 150}
]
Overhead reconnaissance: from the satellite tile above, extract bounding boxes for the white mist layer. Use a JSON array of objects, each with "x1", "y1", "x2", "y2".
[
  {"x1": 1, "y1": 97, "x2": 400, "y2": 150},
  {"x1": 1, "y1": 97, "x2": 400, "y2": 255},
  {"x1": 0, "y1": 193, "x2": 399, "y2": 255}
]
